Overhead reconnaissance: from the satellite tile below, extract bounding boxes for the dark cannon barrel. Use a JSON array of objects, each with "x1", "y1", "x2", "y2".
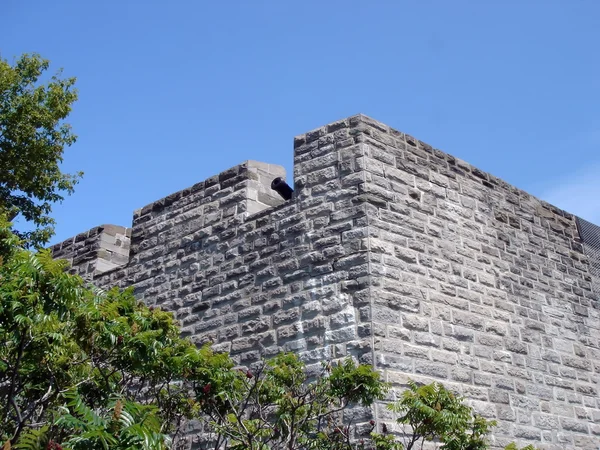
[{"x1": 271, "y1": 177, "x2": 293, "y2": 201}]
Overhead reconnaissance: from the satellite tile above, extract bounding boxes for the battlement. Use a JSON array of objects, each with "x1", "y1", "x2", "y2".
[
  {"x1": 51, "y1": 224, "x2": 131, "y2": 276},
  {"x1": 52, "y1": 115, "x2": 600, "y2": 449},
  {"x1": 52, "y1": 160, "x2": 286, "y2": 278}
]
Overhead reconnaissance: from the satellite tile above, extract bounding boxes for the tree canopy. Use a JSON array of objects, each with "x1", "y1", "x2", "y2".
[
  {"x1": 0, "y1": 217, "x2": 212, "y2": 448},
  {"x1": 0, "y1": 53, "x2": 81, "y2": 246}
]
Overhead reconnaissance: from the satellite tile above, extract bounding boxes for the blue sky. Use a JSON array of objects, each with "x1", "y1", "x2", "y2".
[{"x1": 2, "y1": 1, "x2": 600, "y2": 245}]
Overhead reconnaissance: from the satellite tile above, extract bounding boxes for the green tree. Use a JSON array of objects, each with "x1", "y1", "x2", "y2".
[
  {"x1": 0, "y1": 53, "x2": 81, "y2": 246},
  {"x1": 371, "y1": 380, "x2": 495, "y2": 450},
  {"x1": 0, "y1": 218, "x2": 232, "y2": 448},
  {"x1": 200, "y1": 354, "x2": 387, "y2": 450},
  {"x1": 208, "y1": 366, "x2": 536, "y2": 450}
]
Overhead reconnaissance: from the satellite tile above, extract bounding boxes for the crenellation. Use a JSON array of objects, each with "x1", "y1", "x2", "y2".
[
  {"x1": 51, "y1": 115, "x2": 600, "y2": 449},
  {"x1": 51, "y1": 224, "x2": 131, "y2": 277}
]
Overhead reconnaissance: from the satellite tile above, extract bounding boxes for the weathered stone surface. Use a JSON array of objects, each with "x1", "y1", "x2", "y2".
[
  {"x1": 53, "y1": 116, "x2": 600, "y2": 449},
  {"x1": 52, "y1": 224, "x2": 131, "y2": 277}
]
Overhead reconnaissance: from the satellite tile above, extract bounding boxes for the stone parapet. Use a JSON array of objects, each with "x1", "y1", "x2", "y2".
[{"x1": 51, "y1": 224, "x2": 131, "y2": 277}]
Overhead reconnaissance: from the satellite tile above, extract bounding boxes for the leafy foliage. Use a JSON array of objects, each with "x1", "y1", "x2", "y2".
[
  {"x1": 372, "y1": 380, "x2": 495, "y2": 450},
  {"x1": 195, "y1": 359, "x2": 536, "y2": 450},
  {"x1": 0, "y1": 53, "x2": 81, "y2": 246},
  {"x1": 201, "y1": 353, "x2": 388, "y2": 450},
  {"x1": 502, "y1": 445, "x2": 537, "y2": 450},
  {"x1": 53, "y1": 391, "x2": 169, "y2": 450},
  {"x1": 0, "y1": 218, "x2": 229, "y2": 448}
]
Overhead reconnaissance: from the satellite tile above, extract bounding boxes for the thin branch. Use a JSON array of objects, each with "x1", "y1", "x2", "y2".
[{"x1": 2, "y1": 331, "x2": 27, "y2": 425}]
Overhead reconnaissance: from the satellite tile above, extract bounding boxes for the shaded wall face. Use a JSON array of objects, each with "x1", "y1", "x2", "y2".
[
  {"x1": 353, "y1": 117, "x2": 600, "y2": 449},
  {"x1": 51, "y1": 225, "x2": 131, "y2": 277}
]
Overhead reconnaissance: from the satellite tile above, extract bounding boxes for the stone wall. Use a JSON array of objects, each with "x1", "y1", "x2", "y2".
[
  {"x1": 338, "y1": 117, "x2": 600, "y2": 449},
  {"x1": 51, "y1": 224, "x2": 131, "y2": 277},
  {"x1": 53, "y1": 115, "x2": 600, "y2": 449},
  {"x1": 93, "y1": 133, "x2": 376, "y2": 371}
]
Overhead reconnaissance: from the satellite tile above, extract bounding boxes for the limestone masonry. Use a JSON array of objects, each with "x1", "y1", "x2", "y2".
[{"x1": 52, "y1": 115, "x2": 600, "y2": 449}]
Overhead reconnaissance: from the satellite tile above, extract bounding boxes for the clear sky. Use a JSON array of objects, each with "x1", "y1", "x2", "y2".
[{"x1": 2, "y1": 1, "x2": 600, "y2": 246}]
